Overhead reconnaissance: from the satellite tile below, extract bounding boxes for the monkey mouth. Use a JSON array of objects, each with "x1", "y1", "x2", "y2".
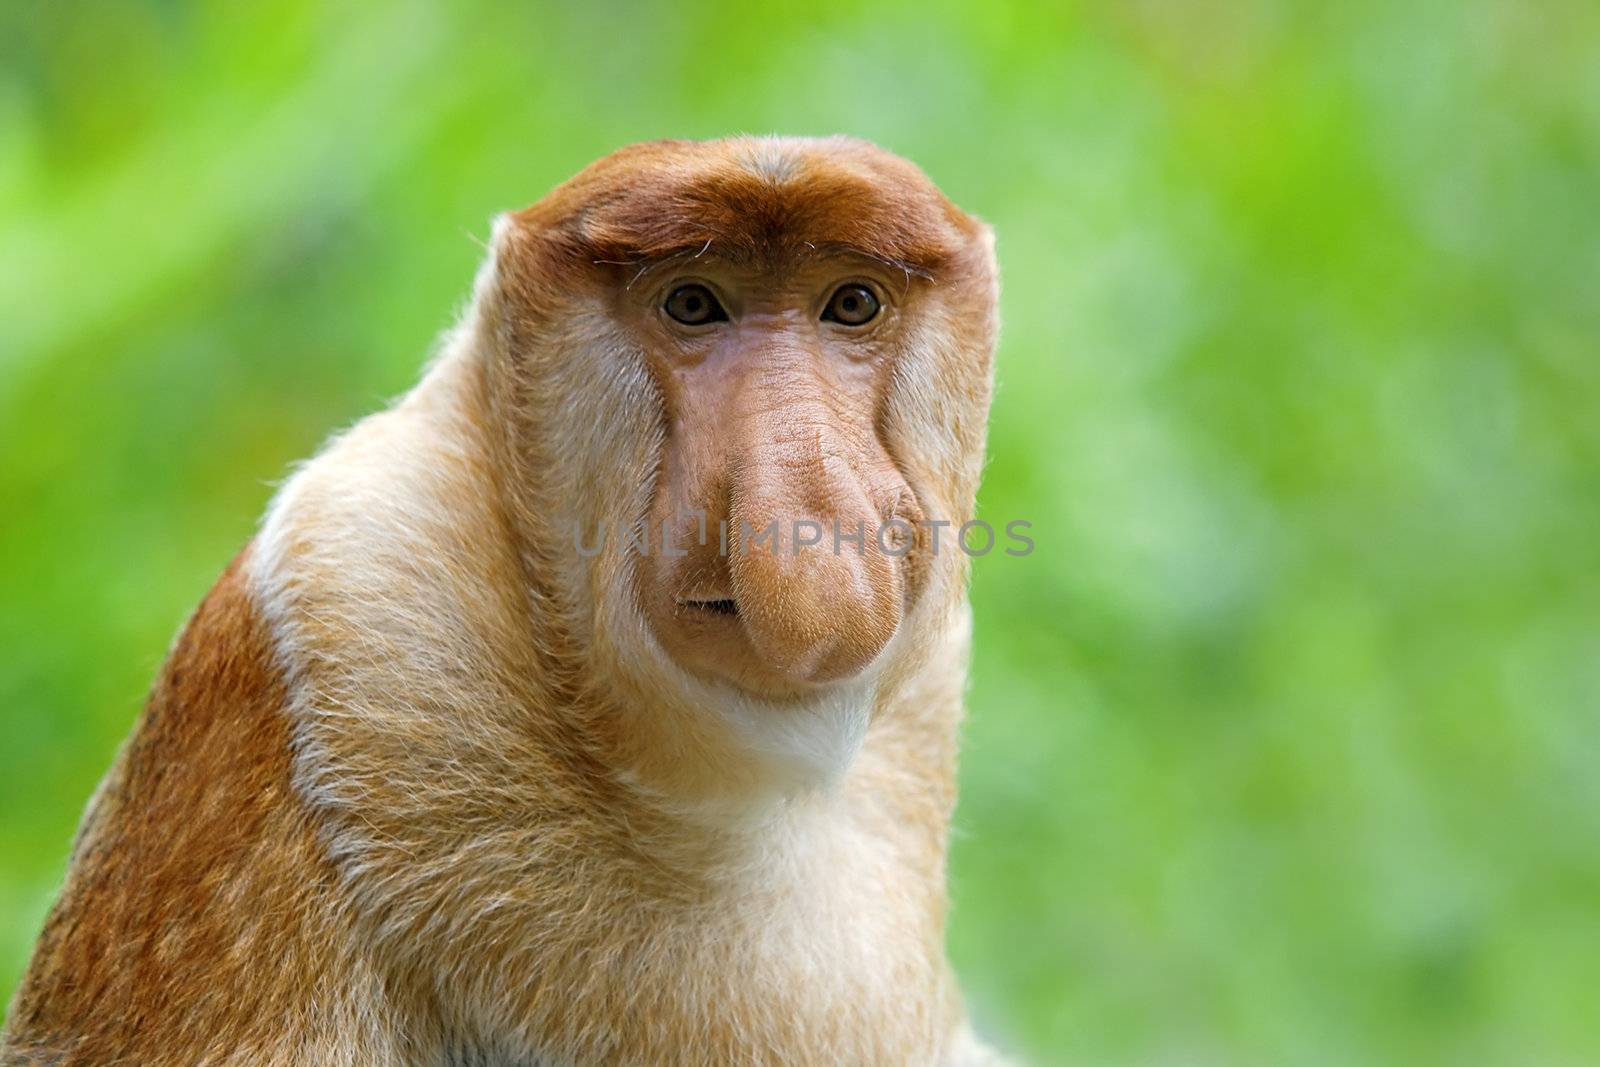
[{"x1": 677, "y1": 596, "x2": 739, "y2": 617}]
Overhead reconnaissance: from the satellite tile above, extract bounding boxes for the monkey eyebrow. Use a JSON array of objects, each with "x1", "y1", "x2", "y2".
[
  {"x1": 592, "y1": 239, "x2": 933, "y2": 294},
  {"x1": 595, "y1": 239, "x2": 723, "y2": 290},
  {"x1": 589, "y1": 257, "x2": 672, "y2": 291},
  {"x1": 803, "y1": 241, "x2": 933, "y2": 296}
]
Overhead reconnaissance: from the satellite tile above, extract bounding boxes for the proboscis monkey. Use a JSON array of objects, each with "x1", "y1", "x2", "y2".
[{"x1": 3, "y1": 136, "x2": 1007, "y2": 1066}]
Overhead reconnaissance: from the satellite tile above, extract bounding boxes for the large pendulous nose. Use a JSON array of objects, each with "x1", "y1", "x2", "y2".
[{"x1": 724, "y1": 367, "x2": 904, "y2": 684}]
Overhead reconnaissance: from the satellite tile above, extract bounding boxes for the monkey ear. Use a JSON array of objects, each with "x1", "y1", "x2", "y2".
[
  {"x1": 468, "y1": 213, "x2": 519, "y2": 312},
  {"x1": 461, "y1": 211, "x2": 544, "y2": 358},
  {"x1": 468, "y1": 208, "x2": 580, "y2": 336}
]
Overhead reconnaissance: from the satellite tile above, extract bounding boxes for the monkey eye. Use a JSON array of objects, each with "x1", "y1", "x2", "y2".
[
  {"x1": 664, "y1": 284, "x2": 727, "y2": 326},
  {"x1": 822, "y1": 284, "x2": 880, "y2": 326}
]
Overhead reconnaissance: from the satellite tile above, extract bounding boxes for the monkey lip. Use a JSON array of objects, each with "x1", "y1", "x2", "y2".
[{"x1": 676, "y1": 595, "x2": 739, "y2": 617}]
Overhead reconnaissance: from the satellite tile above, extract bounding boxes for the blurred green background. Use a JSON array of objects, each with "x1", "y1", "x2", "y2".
[{"x1": 3, "y1": 2, "x2": 1599, "y2": 1063}]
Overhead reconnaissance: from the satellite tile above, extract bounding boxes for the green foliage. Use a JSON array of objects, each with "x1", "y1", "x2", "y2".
[{"x1": 2, "y1": 3, "x2": 1598, "y2": 1063}]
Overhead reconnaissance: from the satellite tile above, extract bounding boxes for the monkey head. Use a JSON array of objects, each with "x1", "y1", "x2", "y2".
[{"x1": 478, "y1": 137, "x2": 996, "y2": 773}]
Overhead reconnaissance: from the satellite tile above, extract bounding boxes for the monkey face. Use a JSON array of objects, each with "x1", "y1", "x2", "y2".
[
  {"x1": 624, "y1": 254, "x2": 932, "y2": 698},
  {"x1": 491, "y1": 137, "x2": 996, "y2": 705}
]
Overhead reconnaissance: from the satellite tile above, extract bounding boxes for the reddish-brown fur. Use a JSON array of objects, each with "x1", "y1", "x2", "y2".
[
  {"x1": 4, "y1": 550, "x2": 395, "y2": 1064},
  {"x1": 514, "y1": 136, "x2": 980, "y2": 272}
]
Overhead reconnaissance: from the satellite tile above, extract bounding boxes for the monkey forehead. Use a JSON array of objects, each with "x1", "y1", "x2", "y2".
[{"x1": 509, "y1": 136, "x2": 986, "y2": 274}]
